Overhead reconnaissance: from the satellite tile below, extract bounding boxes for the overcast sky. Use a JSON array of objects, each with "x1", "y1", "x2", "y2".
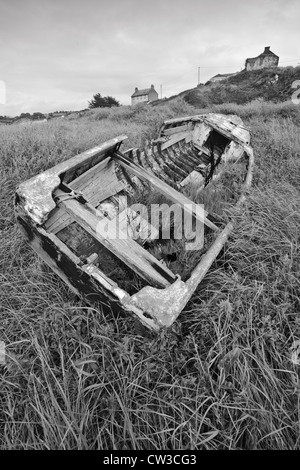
[{"x1": 0, "y1": 0, "x2": 299, "y2": 116}]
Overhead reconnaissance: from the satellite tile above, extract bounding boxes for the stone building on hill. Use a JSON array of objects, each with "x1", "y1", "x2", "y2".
[{"x1": 245, "y1": 46, "x2": 279, "y2": 71}]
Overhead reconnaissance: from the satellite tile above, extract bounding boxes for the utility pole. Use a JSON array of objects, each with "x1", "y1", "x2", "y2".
[
  {"x1": 198, "y1": 67, "x2": 200, "y2": 85},
  {"x1": 160, "y1": 84, "x2": 162, "y2": 100}
]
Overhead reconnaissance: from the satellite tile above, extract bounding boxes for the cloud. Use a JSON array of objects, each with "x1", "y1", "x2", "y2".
[
  {"x1": 0, "y1": 80, "x2": 5, "y2": 105},
  {"x1": 0, "y1": 0, "x2": 299, "y2": 115}
]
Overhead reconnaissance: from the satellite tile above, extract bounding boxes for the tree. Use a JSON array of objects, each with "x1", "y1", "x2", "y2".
[
  {"x1": 88, "y1": 93, "x2": 120, "y2": 108},
  {"x1": 32, "y1": 112, "x2": 46, "y2": 120}
]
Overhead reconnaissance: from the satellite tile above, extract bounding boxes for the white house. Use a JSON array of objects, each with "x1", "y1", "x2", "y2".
[{"x1": 131, "y1": 85, "x2": 158, "y2": 105}]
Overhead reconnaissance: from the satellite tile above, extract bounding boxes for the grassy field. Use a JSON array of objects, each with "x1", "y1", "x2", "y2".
[{"x1": 1, "y1": 98, "x2": 300, "y2": 449}]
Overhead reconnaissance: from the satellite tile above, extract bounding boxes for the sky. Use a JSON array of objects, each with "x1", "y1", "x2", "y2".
[{"x1": 0, "y1": 0, "x2": 299, "y2": 116}]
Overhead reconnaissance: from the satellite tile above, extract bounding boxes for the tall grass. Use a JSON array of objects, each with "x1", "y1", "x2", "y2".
[{"x1": 1, "y1": 99, "x2": 300, "y2": 449}]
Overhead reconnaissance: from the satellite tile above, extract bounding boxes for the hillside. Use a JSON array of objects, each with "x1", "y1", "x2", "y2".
[
  {"x1": 158, "y1": 66, "x2": 300, "y2": 108},
  {"x1": 2, "y1": 67, "x2": 299, "y2": 125}
]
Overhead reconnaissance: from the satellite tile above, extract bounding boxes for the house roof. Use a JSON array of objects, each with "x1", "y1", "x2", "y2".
[
  {"x1": 211, "y1": 73, "x2": 234, "y2": 79},
  {"x1": 259, "y1": 46, "x2": 279, "y2": 58},
  {"x1": 131, "y1": 85, "x2": 158, "y2": 98},
  {"x1": 208, "y1": 73, "x2": 237, "y2": 83},
  {"x1": 246, "y1": 46, "x2": 279, "y2": 62},
  {"x1": 131, "y1": 88, "x2": 152, "y2": 97}
]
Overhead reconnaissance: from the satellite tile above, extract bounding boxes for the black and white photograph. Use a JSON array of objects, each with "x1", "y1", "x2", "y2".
[{"x1": 0, "y1": 0, "x2": 299, "y2": 453}]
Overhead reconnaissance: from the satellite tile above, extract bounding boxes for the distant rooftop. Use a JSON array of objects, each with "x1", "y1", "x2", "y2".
[
  {"x1": 131, "y1": 85, "x2": 156, "y2": 97},
  {"x1": 247, "y1": 46, "x2": 279, "y2": 62},
  {"x1": 259, "y1": 46, "x2": 279, "y2": 57},
  {"x1": 211, "y1": 73, "x2": 235, "y2": 79},
  {"x1": 208, "y1": 72, "x2": 238, "y2": 83}
]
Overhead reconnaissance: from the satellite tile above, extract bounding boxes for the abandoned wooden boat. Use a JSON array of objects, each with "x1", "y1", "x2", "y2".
[{"x1": 15, "y1": 113, "x2": 254, "y2": 332}]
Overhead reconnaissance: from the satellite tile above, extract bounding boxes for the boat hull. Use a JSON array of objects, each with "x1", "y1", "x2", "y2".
[{"x1": 15, "y1": 114, "x2": 254, "y2": 331}]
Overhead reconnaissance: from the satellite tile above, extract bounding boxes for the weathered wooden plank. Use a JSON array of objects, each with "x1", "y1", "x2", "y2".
[
  {"x1": 192, "y1": 122, "x2": 211, "y2": 147},
  {"x1": 112, "y1": 151, "x2": 219, "y2": 232},
  {"x1": 54, "y1": 188, "x2": 177, "y2": 288},
  {"x1": 17, "y1": 135, "x2": 128, "y2": 226},
  {"x1": 45, "y1": 157, "x2": 124, "y2": 234},
  {"x1": 222, "y1": 140, "x2": 245, "y2": 162},
  {"x1": 193, "y1": 143, "x2": 212, "y2": 157},
  {"x1": 202, "y1": 115, "x2": 250, "y2": 144},
  {"x1": 45, "y1": 209, "x2": 73, "y2": 234},
  {"x1": 16, "y1": 213, "x2": 126, "y2": 315},
  {"x1": 71, "y1": 157, "x2": 124, "y2": 198},
  {"x1": 161, "y1": 116, "x2": 196, "y2": 127},
  {"x1": 163, "y1": 124, "x2": 190, "y2": 136},
  {"x1": 162, "y1": 148, "x2": 188, "y2": 181},
  {"x1": 180, "y1": 170, "x2": 205, "y2": 188},
  {"x1": 161, "y1": 131, "x2": 192, "y2": 151},
  {"x1": 69, "y1": 156, "x2": 110, "y2": 188},
  {"x1": 185, "y1": 133, "x2": 193, "y2": 143},
  {"x1": 202, "y1": 116, "x2": 250, "y2": 145}
]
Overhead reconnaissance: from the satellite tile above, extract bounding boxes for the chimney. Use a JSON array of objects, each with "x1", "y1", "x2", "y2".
[
  {"x1": 151, "y1": 84, "x2": 154, "y2": 89},
  {"x1": 264, "y1": 46, "x2": 270, "y2": 53},
  {"x1": 135, "y1": 87, "x2": 138, "y2": 92}
]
